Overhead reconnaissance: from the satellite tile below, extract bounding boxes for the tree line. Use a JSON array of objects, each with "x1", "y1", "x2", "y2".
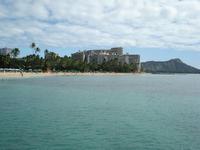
[{"x1": 0, "y1": 43, "x2": 138, "y2": 72}]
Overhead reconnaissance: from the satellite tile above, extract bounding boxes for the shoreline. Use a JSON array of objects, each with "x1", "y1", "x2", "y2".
[
  {"x1": 0, "y1": 72, "x2": 141, "y2": 79},
  {"x1": 1, "y1": 72, "x2": 198, "y2": 79},
  {"x1": 0, "y1": 72, "x2": 60, "y2": 79}
]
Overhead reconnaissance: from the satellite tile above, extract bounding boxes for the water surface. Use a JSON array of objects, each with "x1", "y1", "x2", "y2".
[{"x1": 0, "y1": 75, "x2": 200, "y2": 150}]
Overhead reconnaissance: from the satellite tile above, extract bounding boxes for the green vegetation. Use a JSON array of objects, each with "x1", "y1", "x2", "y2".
[
  {"x1": 0, "y1": 44, "x2": 138, "y2": 73},
  {"x1": 11, "y1": 48, "x2": 20, "y2": 58}
]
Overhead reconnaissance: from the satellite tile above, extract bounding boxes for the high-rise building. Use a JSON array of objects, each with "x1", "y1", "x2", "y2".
[
  {"x1": 71, "y1": 47, "x2": 140, "y2": 71},
  {"x1": 0, "y1": 48, "x2": 12, "y2": 56}
]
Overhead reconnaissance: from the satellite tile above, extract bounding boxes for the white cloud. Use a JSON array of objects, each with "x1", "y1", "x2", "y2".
[{"x1": 0, "y1": 0, "x2": 200, "y2": 51}]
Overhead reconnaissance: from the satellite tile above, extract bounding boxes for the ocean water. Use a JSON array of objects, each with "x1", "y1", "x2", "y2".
[{"x1": 0, "y1": 75, "x2": 200, "y2": 150}]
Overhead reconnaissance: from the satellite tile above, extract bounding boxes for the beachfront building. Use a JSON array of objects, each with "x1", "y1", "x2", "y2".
[
  {"x1": 0, "y1": 47, "x2": 12, "y2": 56},
  {"x1": 119, "y1": 54, "x2": 140, "y2": 65},
  {"x1": 71, "y1": 47, "x2": 140, "y2": 71},
  {"x1": 72, "y1": 47, "x2": 123, "y2": 64}
]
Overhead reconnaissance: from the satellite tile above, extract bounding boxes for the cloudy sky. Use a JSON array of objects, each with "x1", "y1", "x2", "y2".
[{"x1": 0, "y1": 0, "x2": 200, "y2": 68}]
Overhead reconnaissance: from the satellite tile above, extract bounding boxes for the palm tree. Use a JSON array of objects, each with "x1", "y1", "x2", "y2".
[
  {"x1": 30, "y1": 42, "x2": 36, "y2": 53},
  {"x1": 44, "y1": 49, "x2": 49, "y2": 54},
  {"x1": 31, "y1": 42, "x2": 36, "y2": 49},
  {"x1": 30, "y1": 42, "x2": 36, "y2": 54},
  {"x1": 11, "y1": 48, "x2": 20, "y2": 58},
  {"x1": 30, "y1": 42, "x2": 41, "y2": 55},
  {"x1": 44, "y1": 49, "x2": 49, "y2": 59},
  {"x1": 35, "y1": 47, "x2": 41, "y2": 55}
]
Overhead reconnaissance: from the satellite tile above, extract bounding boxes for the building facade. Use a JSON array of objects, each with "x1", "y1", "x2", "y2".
[
  {"x1": 0, "y1": 48, "x2": 12, "y2": 56},
  {"x1": 119, "y1": 54, "x2": 140, "y2": 64},
  {"x1": 71, "y1": 47, "x2": 140, "y2": 71},
  {"x1": 71, "y1": 47, "x2": 123, "y2": 63}
]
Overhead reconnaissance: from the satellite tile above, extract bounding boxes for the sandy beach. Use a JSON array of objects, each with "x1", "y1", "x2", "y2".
[
  {"x1": 0, "y1": 72, "x2": 138, "y2": 79},
  {"x1": 0, "y1": 72, "x2": 61, "y2": 78}
]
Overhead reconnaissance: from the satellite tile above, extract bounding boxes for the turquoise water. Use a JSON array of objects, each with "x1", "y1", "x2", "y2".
[{"x1": 0, "y1": 75, "x2": 200, "y2": 150}]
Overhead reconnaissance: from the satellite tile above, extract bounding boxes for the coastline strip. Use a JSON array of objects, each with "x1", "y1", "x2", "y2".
[{"x1": 0, "y1": 72, "x2": 139, "y2": 79}]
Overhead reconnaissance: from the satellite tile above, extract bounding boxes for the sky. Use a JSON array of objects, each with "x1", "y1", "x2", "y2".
[{"x1": 0, "y1": 0, "x2": 200, "y2": 68}]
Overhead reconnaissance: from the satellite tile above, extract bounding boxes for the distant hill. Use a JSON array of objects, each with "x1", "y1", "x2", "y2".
[{"x1": 141, "y1": 58, "x2": 200, "y2": 74}]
